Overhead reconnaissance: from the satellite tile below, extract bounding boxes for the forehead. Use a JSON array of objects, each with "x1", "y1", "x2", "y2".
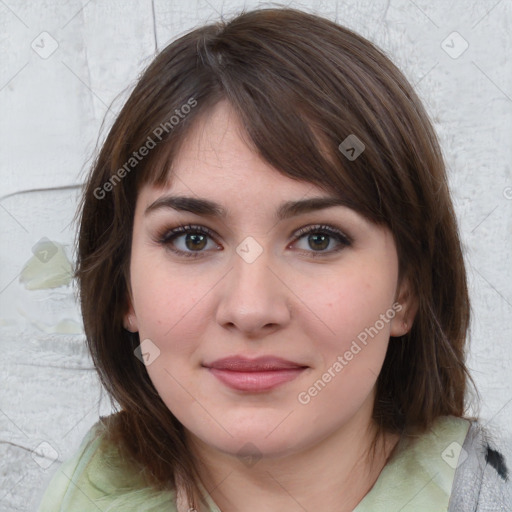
[
  {"x1": 139, "y1": 100, "x2": 333, "y2": 208},
  {"x1": 172, "y1": 101, "x2": 309, "y2": 185}
]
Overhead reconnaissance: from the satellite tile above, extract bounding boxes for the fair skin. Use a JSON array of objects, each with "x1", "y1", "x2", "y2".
[{"x1": 125, "y1": 101, "x2": 414, "y2": 512}]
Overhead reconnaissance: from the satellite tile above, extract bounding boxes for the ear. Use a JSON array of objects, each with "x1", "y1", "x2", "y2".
[
  {"x1": 123, "y1": 304, "x2": 139, "y2": 333},
  {"x1": 123, "y1": 284, "x2": 139, "y2": 333},
  {"x1": 390, "y1": 276, "x2": 418, "y2": 337}
]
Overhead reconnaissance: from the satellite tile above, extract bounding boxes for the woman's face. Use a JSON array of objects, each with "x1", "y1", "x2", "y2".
[{"x1": 126, "y1": 101, "x2": 411, "y2": 460}]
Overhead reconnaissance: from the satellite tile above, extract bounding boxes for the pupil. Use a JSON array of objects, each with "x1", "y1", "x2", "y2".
[
  {"x1": 309, "y1": 233, "x2": 328, "y2": 250},
  {"x1": 186, "y1": 234, "x2": 207, "y2": 251}
]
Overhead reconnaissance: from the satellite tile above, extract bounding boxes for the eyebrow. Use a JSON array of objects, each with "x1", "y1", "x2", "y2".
[{"x1": 145, "y1": 195, "x2": 354, "y2": 221}]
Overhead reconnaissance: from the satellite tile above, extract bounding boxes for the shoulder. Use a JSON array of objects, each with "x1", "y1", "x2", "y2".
[
  {"x1": 355, "y1": 415, "x2": 497, "y2": 511},
  {"x1": 449, "y1": 419, "x2": 512, "y2": 511},
  {"x1": 37, "y1": 414, "x2": 178, "y2": 512},
  {"x1": 398, "y1": 415, "x2": 512, "y2": 511}
]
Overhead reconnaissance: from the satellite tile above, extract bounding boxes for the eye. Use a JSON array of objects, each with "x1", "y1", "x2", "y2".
[
  {"x1": 291, "y1": 224, "x2": 352, "y2": 257},
  {"x1": 157, "y1": 223, "x2": 352, "y2": 259},
  {"x1": 157, "y1": 224, "x2": 221, "y2": 258}
]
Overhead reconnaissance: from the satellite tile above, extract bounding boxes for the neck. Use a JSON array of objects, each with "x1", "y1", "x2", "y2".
[{"x1": 186, "y1": 407, "x2": 400, "y2": 512}]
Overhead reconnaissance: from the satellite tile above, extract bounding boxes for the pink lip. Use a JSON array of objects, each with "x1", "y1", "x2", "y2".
[{"x1": 204, "y1": 356, "x2": 307, "y2": 392}]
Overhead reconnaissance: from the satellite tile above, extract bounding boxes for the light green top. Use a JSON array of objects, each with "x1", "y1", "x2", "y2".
[{"x1": 38, "y1": 415, "x2": 470, "y2": 511}]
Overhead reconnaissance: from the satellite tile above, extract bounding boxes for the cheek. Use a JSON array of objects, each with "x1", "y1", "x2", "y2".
[
  {"x1": 294, "y1": 267, "x2": 397, "y2": 409},
  {"x1": 305, "y1": 266, "x2": 396, "y2": 346},
  {"x1": 130, "y1": 259, "x2": 212, "y2": 415},
  {"x1": 130, "y1": 250, "x2": 206, "y2": 329},
  {"x1": 295, "y1": 271, "x2": 395, "y2": 417}
]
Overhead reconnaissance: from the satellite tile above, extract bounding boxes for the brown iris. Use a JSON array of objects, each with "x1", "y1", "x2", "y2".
[
  {"x1": 308, "y1": 233, "x2": 329, "y2": 251},
  {"x1": 185, "y1": 233, "x2": 208, "y2": 251}
]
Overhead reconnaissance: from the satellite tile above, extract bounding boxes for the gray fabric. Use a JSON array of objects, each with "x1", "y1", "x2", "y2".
[{"x1": 448, "y1": 422, "x2": 512, "y2": 511}]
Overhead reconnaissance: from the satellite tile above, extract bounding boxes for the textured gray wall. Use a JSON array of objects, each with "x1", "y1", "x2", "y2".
[{"x1": 1, "y1": 1, "x2": 511, "y2": 510}]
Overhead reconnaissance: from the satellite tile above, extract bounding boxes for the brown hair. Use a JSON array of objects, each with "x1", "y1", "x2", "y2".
[{"x1": 76, "y1": 7, "x2": 472, "y2": 508}]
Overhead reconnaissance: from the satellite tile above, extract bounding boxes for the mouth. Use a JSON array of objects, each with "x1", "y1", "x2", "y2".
[{"x1": 203, "y1": 356, "x2": 308, "y2": 392}]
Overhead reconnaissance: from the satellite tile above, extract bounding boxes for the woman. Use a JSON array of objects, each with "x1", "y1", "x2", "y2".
[{"x1": 39, "y1": 7, "x2": 510, "y2": 511}]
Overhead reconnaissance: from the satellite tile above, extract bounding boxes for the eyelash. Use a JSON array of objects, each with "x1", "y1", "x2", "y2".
[{"x1": 156, "y1": 223, "x2": 352, "y2": 259}]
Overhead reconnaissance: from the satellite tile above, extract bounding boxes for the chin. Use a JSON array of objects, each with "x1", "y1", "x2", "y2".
[
  {"x1": 217, "y1": 435, "x2": 300, "y2": 461},
  {"x1": 189, "y1": 420, "x2": 304, "y2": 460}
]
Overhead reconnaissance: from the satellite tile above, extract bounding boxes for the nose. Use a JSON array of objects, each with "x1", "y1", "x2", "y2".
[{"x1": 215, "y1": 245, "x2": 292, "y2": 337}]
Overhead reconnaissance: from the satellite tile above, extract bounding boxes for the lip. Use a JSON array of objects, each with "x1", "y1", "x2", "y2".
[
  {"x1": 205, "y1": 356, "x2": 305, "y2": 371},
  {"x1": 204, "y1": 356, "x2": 308, "y2": 392}
]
